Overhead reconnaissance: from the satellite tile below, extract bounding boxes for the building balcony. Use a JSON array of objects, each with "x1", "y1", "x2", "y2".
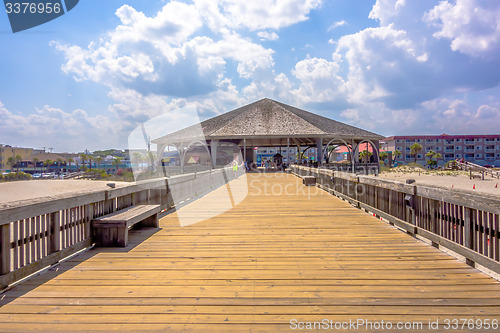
[
  {"x1": 485, "y1": 149, "x2": 495, "y2": 153},
  {"x1": 464, "y1": 148, "x2": 475, "y2": 153}
]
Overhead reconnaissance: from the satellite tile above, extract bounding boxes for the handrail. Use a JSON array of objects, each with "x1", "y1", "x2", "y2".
[
  {"x1": 0, "y1": 166, "x2": 242, "y2": 289},
  {"x1": 291, "y1": 165, "x2": 500, "y2": 274},
  {"x1": 451, "y1": 160, "x2": 500, "y2": 178}
]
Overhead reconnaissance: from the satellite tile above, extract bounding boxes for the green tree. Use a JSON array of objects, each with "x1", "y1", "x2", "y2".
[
  {"x1": 359, "y1": 149, "x2": 372, "y2": 163},
  {"x1": 32, "y1": 157, "x2": 39, "y2": 173},
  {"x1": 410, "y1": 143, "x2": 423, "y2": 164},
  {"x1": 80, "y1": 154, "x2": 87, "y2": 170},
  {"x1": 379, "y1": 151, "x2": 388, "y2": 165},
  {"x1": 393, "y1": 149, "x2": 401, "y2": 163},
  {"x1": 56, "y1": 158, "x2": 64, "y2": 172},
  {"x1": 95, "y1": 156, "x2": 103, "y2": 170},
  {"x1": 15, "y1": 155, "x2": 22, "y2": 172},
  {"x1": 44, "y1": 160, "x2": 53, "y2": 172},
  {"x1": 112, "y1": 157, "x2": 122, "y2": 171},
  {"x1": 67, "y1": 158, "x2": 74, "y2": 171},
  {"x1": 7, "y1": 156, "x2": 15, "y2": 171},
  {"x1": 425, "y1": 150, "x2": 442, "y2": 168}
]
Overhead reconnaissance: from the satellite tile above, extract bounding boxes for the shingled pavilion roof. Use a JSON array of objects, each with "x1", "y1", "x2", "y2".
[{"x1": 153, "y1": 98, "x2": 383, "y2": 147}]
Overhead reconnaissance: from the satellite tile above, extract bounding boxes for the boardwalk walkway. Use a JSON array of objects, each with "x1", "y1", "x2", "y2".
[{"x1": 0, "y1": 173, "x2": 499, "y2": 331}]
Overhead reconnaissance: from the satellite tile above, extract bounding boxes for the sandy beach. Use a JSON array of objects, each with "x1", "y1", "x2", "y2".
[
  {"x1": 0, "y1": 179, "x2": 129, "y2": 205},
  {"x1": 374, "y1": 171, "x2": 500, "y2": 195}
]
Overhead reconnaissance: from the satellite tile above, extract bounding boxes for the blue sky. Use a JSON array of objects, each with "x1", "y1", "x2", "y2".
[{"x1": 1, "y1": 0, "x2": 499, "y2": 152}]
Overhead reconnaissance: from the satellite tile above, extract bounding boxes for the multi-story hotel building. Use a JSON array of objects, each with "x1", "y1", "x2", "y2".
[{"x1": 384, "y1": 134, "x2": 500, "y2": 167}]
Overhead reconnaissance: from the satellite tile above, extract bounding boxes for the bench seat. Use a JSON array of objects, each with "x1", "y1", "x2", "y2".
[
  {"x1": 92, "y1": 204, "x2": 161, "y2": 247},
  {"x1": 302, "y1": 176, "x2": 316, "y2": 186}
]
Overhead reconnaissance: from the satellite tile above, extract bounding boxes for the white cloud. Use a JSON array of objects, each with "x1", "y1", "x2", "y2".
[
  {"x1": 422, "y1": 98, "x2": 500, "y2": 133},
  {"x1": 369, "y1": 0, "x2": 406, "y2": 26},
  {"x1": 291, "y1": 57, "x2": 346, "y2": 104},
  {"x1": 257, "y1": 31, "x2": 279, "y2": 41},
  {"x1": 424, "y1": 0, "x2": 500, "y2": 57},
  {"x1": 335, "y1": 25, "x2": 428, "y2": 106},
  {"x1": 0, "y1": 101, "x2": 117, "y2": 151},
  {"x1": 214, "y1": 0, "x2": 323, "y2": 31},
  {"x1": 54, "y1": 1, "x2": 276, "y2": 97},
  {"x1": 327, "y1": 20, "x2": 346, "y2": 31}
]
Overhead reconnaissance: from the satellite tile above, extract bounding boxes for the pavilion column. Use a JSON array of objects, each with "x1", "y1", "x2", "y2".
[
  {"x1": 243, "y1": 139, "x2": 246, "y2": 166},
  {"x1": 286, "y1": 138, "x2": 290, "y2": 166},
  {"x1": 316, "y1": 138, "x2": 323, "y2": 165},
  {"x1": 210, "y1": 140, "x2": 218, "y2": 169},
  {"x1": 351, "y1": 139, "x2": 356, "y2": 173},
  {"x1": 374, "y1": 140, "x2": 381, "y2": 173}
]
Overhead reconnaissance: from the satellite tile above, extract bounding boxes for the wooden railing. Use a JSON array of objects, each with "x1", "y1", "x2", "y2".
[
  {"x1": 451, "y1": 160, "x2": 500, "y2": 179},
  {"x1": 0, "y1": 166, "x2": 242, "y2": 289},
  {"x1": 292, "y1": 165, "x2": 500, "y2": 273}
]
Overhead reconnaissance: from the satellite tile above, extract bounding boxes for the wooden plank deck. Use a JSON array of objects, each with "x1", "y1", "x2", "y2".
[{"x1": 0, "y1": 173, "x2": 499, "y2": 332}]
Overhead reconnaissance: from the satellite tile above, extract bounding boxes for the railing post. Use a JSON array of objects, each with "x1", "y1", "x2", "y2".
[
  {"x1": 0, "y1": 223, "x2": 11, "y2": 275},
  {"x1": 86, "y1": 204, "x2": 93, "y2": 240},
  {"x1": 49, "y1": 212, "x2": 61, "y2": 254},
  {"x1": 464, "y1": 207, "x2": 475, "y2": 266}
]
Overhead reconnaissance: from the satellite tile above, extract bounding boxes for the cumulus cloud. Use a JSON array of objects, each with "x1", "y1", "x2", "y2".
[
  {"x1": 54, "y1": 1, "x2": 275, "y2": 98},
  {"x1": 423, "y1": 98, "x2": 500, "y2": 133},
  {"x1": 369, "y1": 0, "x2": 407, "y2": 26},
  {"x1": 291, "y1": 57, "x2": 346, "y2": 105},
  {"x1": 257, "y1": 31, "x2": 279, "y2": 41},
  {"x1": 327, "y1": 20, "x2": 346, "y2": 31},
  {"x1": 214, "y1": 0, "x2": 323, "y2": 31},
  {"x1": 0, "y1": 101, "x2": 118, "y2": 151},
  {"x1": 424, "y1": 0, "x2": 500, "y2": 58}
]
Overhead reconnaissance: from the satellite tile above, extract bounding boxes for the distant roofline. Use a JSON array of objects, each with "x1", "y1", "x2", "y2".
[{"x1": 385, "y1": 134, "x2": 500, "y2": 140}]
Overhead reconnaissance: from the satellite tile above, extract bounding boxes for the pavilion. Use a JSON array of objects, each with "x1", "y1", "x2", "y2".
[{"x1": 152, "y1": 98, "x2": 384, "y2": 172}]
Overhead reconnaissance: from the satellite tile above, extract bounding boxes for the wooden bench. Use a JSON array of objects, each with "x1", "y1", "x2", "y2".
[
  {"x1": 92, "y1": 204, "x2": 161, "y2": 247},
  {"x1": 302, "y1": 176, "x2": 316, "y2": 186}
]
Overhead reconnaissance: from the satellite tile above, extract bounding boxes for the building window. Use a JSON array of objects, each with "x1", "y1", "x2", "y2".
[
  {"x1": 476, "y1": 138, "x2": 482, "y2": 142},
  {"x1": 396, "y1": 139, "x2": 402, "y2": 143},
  {"x1": 455, "y1": 146, "x2": 461, "y2": 150},
  {"x1": 396, "y1": 147, "x2": 402, "y2": 152},
  {"x1": 435, "y1": 146, "x2": 441, "y2": 151},
  {"x1": 476, "y1": 154, "x2": 482, "y2": 158},
  {"x1": 417, "y1": 154, "x2": 423, "y2": 159},
  {"x1": 456, "y1": 139, "x2": 461, "y2": 142},
  {"x1": 476, "y1": 146, "x2": 482, "y2": 150},
  {"x1": 436, "y1": 139, "x2": 441, "y2": 143},
  {"x1": 405, "y1": 155, "x2": 412, "y2": 160},
  {"x1": 456, "y1": 154, "x2": 462, "y2": 158}
]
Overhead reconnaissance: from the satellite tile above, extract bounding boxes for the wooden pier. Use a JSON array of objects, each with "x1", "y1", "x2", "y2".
[{"x1": 1, "y1": 173, "x2": 499, "y2": 331}]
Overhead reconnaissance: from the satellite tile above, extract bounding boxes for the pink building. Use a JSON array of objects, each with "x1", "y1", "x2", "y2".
[{"x1": 384, "y1": 134, "x2": 500, "y2": 167}]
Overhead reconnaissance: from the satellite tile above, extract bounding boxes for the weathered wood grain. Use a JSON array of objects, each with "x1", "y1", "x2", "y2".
[{"x1": 0, "y1": 173, "x2": 499, "y2": 331}]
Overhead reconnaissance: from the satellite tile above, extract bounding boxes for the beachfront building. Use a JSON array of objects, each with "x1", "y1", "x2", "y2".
[
  {"x1": 384, "y1": 134, "x2": 500, "y2": 167},
  {"x1": 0, "y1": 145, "x2": 44, "y2": 171}
]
